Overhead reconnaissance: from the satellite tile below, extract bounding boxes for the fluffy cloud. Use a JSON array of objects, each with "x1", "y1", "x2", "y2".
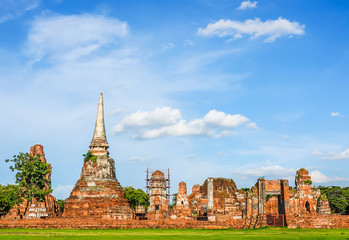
[
  {"x1": 197, "y1": 17, "x2": 305, "y2": 42},
  {"x1": 237, "y1": 1, "x2": 257, "y2": 10},
  {"x1": 27, "y1": 14, "x2": 128, "y2": 61},
  {"x1": 321, "y1": 148, "x2": 349, "y2": 160},
  {"x1": 310, "y1": 170, "x2": 349, "y2": 183},
  {"x1": 113, "y1": 108, "x2": 256, "y2": 139},
  {"x1": 330, "y1": 112, "x2": 343, "y2": 117},
  {"x1": 113, "y1": 107, "x2": 182, "y2": 133},
  {"x1": 204, "y1": 110, "x2": 249, "y2": 127},
  {"x1": 310, "y1": 170, "x2": 330, "y2": 183}
]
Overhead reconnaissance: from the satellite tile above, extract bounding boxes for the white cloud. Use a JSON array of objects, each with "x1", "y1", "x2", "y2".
[
  {"x1": 113, "y1": 107, "x2": 182, "y2": 133},
  {"x1": 310, "y1": 170, "x2": 330, "y2": 183},
  {"x1": 184, "y1": 39, "x2": 195, "y2": 46},
  {"x1": 119, "y1": 108, "x2": 256, "y2": 139},
  {"x1": 312, "y1": 150, "x2": 324, "y2": 156},
  {"x1": 321, "y1": 148, "x2": 349, "y2": 160},
  {"x1": 237, "y1": 1, "x2": 257, "y2": 10},
  {"x1": 204, "y1": 110, "x2": 249, "y2": 127},
  {"x1": 310, "y1": 170, "x2": 349, "y2": 183},
  {"x1": 213, "y1": 130, "x2": 234, "y2": 138},
  {"x1": 113, "y1": 108, "x2": 256, "y2": 139},
  {"x1": 330, "y1": 112, "x2": 343, "y2": 117},
  {"x1": 26, "y1": 14, "x2": 128, "y2": 61},
  {"x1": 0, "y1": 0, "x2": 39, "y2": 24},
  {"x1": 139, "y1": 119, "x2": 207, "y2": 138},
  {"x1": 162, "y1": 42, "x2": 175, "y2": 50},
  {"x1": 234, "y1": 165, "x2": 294, "y2": 177},
  {"x1": 246, "y1": 122, "x2": 258, "y2": 129},
  {"x1": 197, "y1": 17, "x2": 305, "y2": 42}
]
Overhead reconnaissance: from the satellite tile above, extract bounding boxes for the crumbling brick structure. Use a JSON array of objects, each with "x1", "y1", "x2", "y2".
[
  {"x1": 63, "y1": 94, "x2": 133, "y2": 219},
  {"x1": 171, "y1": 182, "x2": 191, "y2": 219},
  {"x1": 317, "y1": 196, "x2": 331, "y2": 215},
  {"x1": 147, "y1": 170, "x2": 169, "y2": 220},
  {"x1": 168, "y1": 168, "x2": 335, "y2": 228},
  {"x1": 4, "y1": 145, "x2": 58, "y2": 220}
]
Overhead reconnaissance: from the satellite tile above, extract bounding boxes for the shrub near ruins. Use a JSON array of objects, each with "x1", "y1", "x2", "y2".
[
  {"x1": 5, "y1": 152, "x2": 52, "y2": 208},
  {"x1": 123, "y1": 186, "x2": 149, "y2": 210},
  {"x1": 0, "y1": 184, "x2": 20, "y2": 216}
]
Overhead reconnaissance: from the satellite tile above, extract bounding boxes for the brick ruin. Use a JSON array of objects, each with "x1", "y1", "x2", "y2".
[
  {"x1": 146, "y1": 170, "x2": 169, "y2": 220},
  {"x1": 4, "y1": 145, "x2": 58, "y2": 220},
  {"x1": 163, "y1": 168, "x2": 341, "y2": 228},
  {"x1": 1, "y1": 93, "x2": 348, "y2": 229},
  {"x1": 171, "y1": 182, "x2": 191, "y2": 219}
]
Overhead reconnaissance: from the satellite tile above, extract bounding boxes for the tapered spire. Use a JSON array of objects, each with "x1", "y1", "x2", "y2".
[{"x1": 89, "y1": 93, "x2": 109, "y2": 155}]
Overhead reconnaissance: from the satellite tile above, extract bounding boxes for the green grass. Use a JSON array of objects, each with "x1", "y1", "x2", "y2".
[{"x1": 0, "y1": 228, "x2": 348, "y2": 240}]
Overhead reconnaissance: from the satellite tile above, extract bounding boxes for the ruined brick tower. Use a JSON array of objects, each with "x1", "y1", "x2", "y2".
[
  {"x1": 5, "y1": 145, "x2": 58, "y2": 219},
  {"x1": 171, "y1": 182, "x2": 191, "y2": 219},
  {"x1": 63, "y1": 93, "x2": 133, "y2": 219},
  {"x1": 147, "y1": 170, "x2": 169, "y2": 220}
]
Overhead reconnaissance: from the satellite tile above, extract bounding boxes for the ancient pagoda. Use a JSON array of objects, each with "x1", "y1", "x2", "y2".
[{"x1": 63, "y1": 93, "x2": 133, "y2": 219}]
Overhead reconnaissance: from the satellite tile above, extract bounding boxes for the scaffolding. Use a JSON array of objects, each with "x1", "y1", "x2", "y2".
[{"x1": 145, "y1": 168, "x2": 171, "y2": 212}]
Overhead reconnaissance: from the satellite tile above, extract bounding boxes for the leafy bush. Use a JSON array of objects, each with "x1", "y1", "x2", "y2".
[
  {"x1": 123, "y1": 186, "x2": 149, "y2": 210},
  {"x1": 5, "y1": 153, "x2": 52, "y2": 202},
  {"x1": 0, "y1": 184, "x2": 20, "y2": 216},
  {"x1": 56, "y1": 199, "x2": 65, "y2": 213},
  {"x1": 83, "y1": 152, "x2": 98, "y2": 162},
  {"x1": 303, "y1": 179, "x2": 312, "y2": 185}
]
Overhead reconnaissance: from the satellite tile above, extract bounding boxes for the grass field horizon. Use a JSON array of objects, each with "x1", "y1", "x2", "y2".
[{"x1": 0, "y1": 228, "x2": 348, "y2": 240}]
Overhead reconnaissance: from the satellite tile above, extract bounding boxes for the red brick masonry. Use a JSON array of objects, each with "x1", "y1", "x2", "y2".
[{"x1": 0, "y1": 215, "x2": 348, "y2": 229}]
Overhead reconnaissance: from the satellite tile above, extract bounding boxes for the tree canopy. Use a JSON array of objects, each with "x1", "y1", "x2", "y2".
[
  {"x1": 0, "y1": 184, "x2": 20, "y2": 216},
  {"x1": 123, "y1": 186, "x2": 149, "y2": 210},
  {"x1": 319, "y1": 186, "x2": 349, "y2": 215},
  {"x1": 5, "y1": 152, "x2": 52, "y2": 202}
]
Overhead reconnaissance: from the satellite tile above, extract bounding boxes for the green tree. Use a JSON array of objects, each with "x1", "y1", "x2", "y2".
[
  {"x1": 56, "y1": 199, "x2": 65, "y2": 214},
  {"x1": 123, "y1": 186, "x2": 149, "y2": 210},
  {"x1": 5, "y1": 152, "x2": 52, "y2": 202},
  {"x1": 319, "y1": 186, "x2": 349, "y2": 214},
  {"x1": 0, "y1": 184, "x2": 20, "y2": 216},
  {"x1": 169, "y1": 193, "x2": 177, "y2": 211}
]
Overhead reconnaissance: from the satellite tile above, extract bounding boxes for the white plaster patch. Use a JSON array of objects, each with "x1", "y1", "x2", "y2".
[{"x1": 87, "y1": 181, "x2": 96, "y2": 187}]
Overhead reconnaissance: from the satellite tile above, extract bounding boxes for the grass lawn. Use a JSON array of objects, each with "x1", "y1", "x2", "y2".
[{"x1": 0, "y1": 228, "x2": 348, "y2": 240}]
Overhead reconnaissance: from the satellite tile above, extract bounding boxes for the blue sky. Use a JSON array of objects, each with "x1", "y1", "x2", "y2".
[{"x1": 0, "y1": 0, "x2": 348, "y2": 199}]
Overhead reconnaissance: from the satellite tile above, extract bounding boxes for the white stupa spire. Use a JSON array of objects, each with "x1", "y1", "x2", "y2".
[{"x1": 89, "y1": 93, "x2": 109, "y2": 155}]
